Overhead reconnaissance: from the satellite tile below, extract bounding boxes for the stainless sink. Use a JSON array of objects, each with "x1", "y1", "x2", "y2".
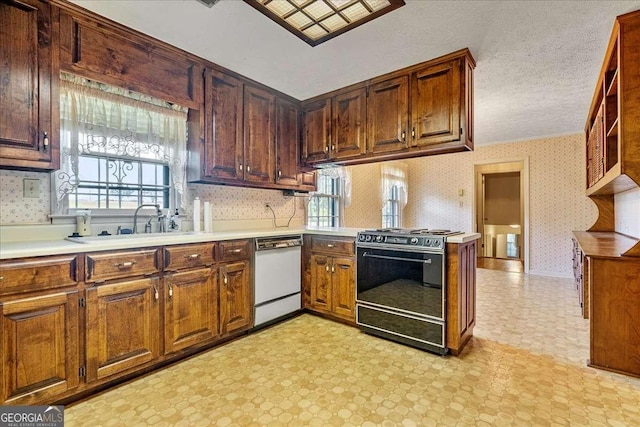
[{"x1": 65, "y1": 231, "x2": 199, "y2": 244}]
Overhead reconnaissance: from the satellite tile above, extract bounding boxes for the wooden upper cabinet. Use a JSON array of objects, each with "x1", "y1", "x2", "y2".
[
  {"x1": 411, "y1": 59, "x2": 462, "y2": 147},
  {"x1": 332, "y1": 87, "x2": 367, "y2": 159},
  {"x1": 276, "y1": 97, "x2": 301, "y2": 187},
  {"x1": 243, "y1": 85, "x2": 275, "y2": 184},
  {"x1": 58, "y1": 10, "x2": 202, "y2": 108},
  {"x1": 0, "y1": 0, "x2": 59, "y2": 170},
  {"x1": 302, "y1": 98, "x2": 331, "y2": 164},
  {"x1": 204, "y1": 70, "x2": 244, "y2": 181},
  {"x1": 367, "y1": 76, "x2": 409, "y2": 154}
]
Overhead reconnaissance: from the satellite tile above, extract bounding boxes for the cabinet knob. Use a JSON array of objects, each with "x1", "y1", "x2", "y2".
[
  {"x1": 278, "y1": 170, "x2": 282, "y2": 177},
  {"x1": 411, "y1": 128, "x2": 416, "y2": 139},
  {"x1": 401, "y1": 131, "x2": 406, "y2": 142},
  {"x1": 331, "y1": 145, "x2": 335, "y2": 151},
  {"x1": 43, "y1": 132, "x2": 49, "y2": 152},
  {"x1": 247, "y1": 165, "x2": 251, "y2": 172},
  {"x1": 331, "y1": 264, "x2": 335, "y2": 273},
  {"x1": 325, "y1": 264, "x2": 329, "y2": 272},
  {"x1": 168, "y1": 283, "x2": 173, "y2": 298},
  {"x1": 223, "y1": 274, "x2": 228, "y2": 284},
  {"x1": 153, "y1": 284, "x2": 159, "y2": 301},
  {"x1": 324, "y1": 146, "x2": 329, "y2": 153},
  {"x1": 239, "y1": 164, "x2": 243, "y2": 171}
]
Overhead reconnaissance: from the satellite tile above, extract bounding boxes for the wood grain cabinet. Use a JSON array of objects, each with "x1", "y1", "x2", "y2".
[
  {"x1": 0, "y1": 0, "x2": 59, "y2": 171},
  {"x1": 276, "y1": 98, "x2": 315, "y2": 190},
  {"x1": 303, "y1": 235, "x2": 356, "y2": 323},
  {"x1": 218, "y1": 240, "x2": 253, "y2": 335},
  {"x1": 84, "y1": 248, "x2": 161, "y2": 382},
  {"x1": 301, "y1": 49, "x2": 475, "y2": 167},
  {"x1": 243, "y1": 85, "x2": 275, "y2": 184},
  {"x1": 163, "y1": 243, "x2": 218, "y2": 355},
  {"x1": 446, "y1": 240, "x2": 476, "y2": 355},
  {"x1": 0, "y1": 255, "x2": 79, "y2": 405},
  {"x1": 584, "y1": 10, "x2": 640, "y2": 196}
]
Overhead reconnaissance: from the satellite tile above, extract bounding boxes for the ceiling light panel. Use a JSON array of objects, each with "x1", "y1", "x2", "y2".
[{"x1": 245, "y1": 0, "x2": 405, "y2": 46}]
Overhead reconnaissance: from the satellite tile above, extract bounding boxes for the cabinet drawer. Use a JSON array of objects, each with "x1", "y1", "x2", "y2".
[
  {"x1": 164, "y1": 243, "x2": 215, "y2": 271},
  {"x1": 310, "y1": 236, "x2": 354, "y2": 256},
  {"x1": 0, "y1": 255, "x2": 79, "y2": 296},
  {"x1": 86, "y1": 249, "x2": 160, "y2": 283},
  {"x1": 219, "y1": 240, "x2": 252, "y2": 262}
]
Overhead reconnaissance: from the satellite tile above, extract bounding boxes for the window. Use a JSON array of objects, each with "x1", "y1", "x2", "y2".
[
  {"x1": 54, "y1": 73, "x2": 188, "y2": 215},
  {"x1": 307, "y1": 174, "x2": 341, "y2": 227},
  {"x1": 382, "y1": 185, "x2": 400, "y2": 228}
]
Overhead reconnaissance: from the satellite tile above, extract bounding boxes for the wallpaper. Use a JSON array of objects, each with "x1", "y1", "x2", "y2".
[
  {"x1": 344, "y1": 163, "x2": 382, "y2": 228},
  {"x1": 402, "y1": 134, "x2": 598, "y2": 277},
  {"x1": 0, "y1": 170, "x2": 51, "y2": 224},
  {"x1": 615, "y1": 187, "x2": 640, "y2": 238}
]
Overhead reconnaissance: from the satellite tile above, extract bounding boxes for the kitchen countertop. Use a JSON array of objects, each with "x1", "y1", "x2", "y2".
[{"x1": 0, "y1": 228, "x2": 480, "y2": 260}]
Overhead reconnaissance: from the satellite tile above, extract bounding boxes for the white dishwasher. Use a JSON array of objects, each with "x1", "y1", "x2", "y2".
[{"x1": 254, "y1": 235, "x2": 302, "y2": 327}]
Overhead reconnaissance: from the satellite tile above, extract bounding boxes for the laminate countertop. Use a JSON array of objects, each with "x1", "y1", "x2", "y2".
[{"x1": 0, "y1": 228, "x2": 482, "y2": 260}]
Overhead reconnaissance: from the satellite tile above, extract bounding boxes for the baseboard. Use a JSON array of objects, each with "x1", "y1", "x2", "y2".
[{"x1": 527, "y1": 269, "x2": 572, "y2": 279}]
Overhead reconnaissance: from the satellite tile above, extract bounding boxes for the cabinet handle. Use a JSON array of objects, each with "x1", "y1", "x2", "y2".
[
  {"x1": 247, "y1": 165, "x2": 251, "y2": 172},
  {"x1": 411, "y1": 128, "x2": 416, "y2": 139},
  {"x1": 326, "y1": 244, "x2": 335, "y2": 248},
  {"x1": 325, "y1": 264, "x2": 329, "y2": 272},
  {"x1": 0, "y1": 276, "x2": 3, "y2": 280},
  {"x1": 153, "y1": 284, "x2": 159, "y2": 302},
  {"x1": 331, "y1": 264, "x2": 335, "y2": 273},
  {"x1": 168, "y1": 283, "x2": 173, "y2": 299},
  {"x1": 184, "y1": 253, "x2": 201, "y2": 260},
  {"x1": 230, "y1": 248, "x2": 242, "y2": 253},
  {"x1": 239, "y1": 164, "x2": 243, "y2": 171},
  {"x1": 223, "y1": 274, "x2": 228, "y2": 284},
  {"x1": 324, "y1": 145, "x2": 329, "y2": 153},
  {"x1": 278, "y1": 170, "x2": 282, "y2": 177},
  {"x1": 114, "y1": 261, "x2": 136, "y2": 269},
  {"x1": 43, "y1": 132, "x2": 49, "y2": 152},
  {"x1": 331, "y1": 145, "x2": 335, "y2": 151},
  {"x1": 401, "y1": 131, "x2": 406, "y2": 142}
]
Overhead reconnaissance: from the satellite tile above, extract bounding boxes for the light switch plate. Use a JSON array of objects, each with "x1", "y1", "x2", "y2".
[{"x1": 23, "y1": 178, "x2": 40, "y2": 198}]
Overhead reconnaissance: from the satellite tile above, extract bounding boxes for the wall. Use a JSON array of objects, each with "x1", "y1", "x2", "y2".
[
  {"x1": 344, "y1": 163, "x2": 382, "y2": 228},
  {"x1": 402, "y1": 134, "x2": 598, "y2": 277},
  {"x1": 615, "y1": 187, "x2": 640, "y2": 238},
  {"x1": 0, "y1": 170, "x2": 51, "y2": 224}
]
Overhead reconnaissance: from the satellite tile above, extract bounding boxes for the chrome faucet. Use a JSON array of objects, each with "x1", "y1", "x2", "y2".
[{"x1": 133, "y1": 204, "x2": 162, "y2": 234}]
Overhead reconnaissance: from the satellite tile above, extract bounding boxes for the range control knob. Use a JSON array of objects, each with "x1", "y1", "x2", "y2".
[
  {"x1": 375, "y1": 235, "x2": 384, "y2": 243},
  {"x1": 425, "y1": 239, "x2": 432, "y2": 246},
  {"x1": 365, "y1": 234, "x2": 372, "y2": 242},
  {"x1": 410, "y1": 237, "x2": 419, "y2": 245},
  {"x1": 358, "y1": 234, "x2": 366, "y2": 241}
]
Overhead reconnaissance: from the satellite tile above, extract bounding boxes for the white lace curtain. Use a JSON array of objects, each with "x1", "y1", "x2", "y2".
[
  {"x1": 380, "y1": 161, "x2": 408, "y2": 210},
  {"x1": 53, "y1": 74, "x2": 188, "y2": 214}
]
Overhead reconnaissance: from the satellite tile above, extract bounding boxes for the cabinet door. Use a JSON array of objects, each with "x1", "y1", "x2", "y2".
[
  {"x1": 309, "y1": 254, "x2": 332, "y2": 312},
  {"x1": 331, "y1": 257, "x2": 355, "y2": 320},
  {"x1": 0, "y1": 0, "x2": 58, "y2": 170},
  {"x1": 367, "y1": 76, "x2": 409, "y2": 154},
  {"x1": 164, "y1": 268, "x2": 218, "y2": 355},
  {"x1": 204, "y1": 70, "x2": 243, "y2": 180},
  {"x1": 411, "y1": 59, "x2": 461, "y2": 147},
  {"x1": 86, "y1": 278, "x2": 160, "y2": 382},
  {"x1": 332, "y1": 87, "x2": 366, "y2": 159},
  {"x1": 302, "y1": 98, "x2": 331, "y2": 164},
  {"x1": 244, "y1": 85, "x2": 275, "y2": 183},
  {"x1": 219, "y1": 261, "x2": 252, "y2": 335},
  {"x1": 276, "y1": 97, "x2": 301, "y2": 187},
  {"x1": 0, "y1": 290, "x2": 79, "y2": 405}
]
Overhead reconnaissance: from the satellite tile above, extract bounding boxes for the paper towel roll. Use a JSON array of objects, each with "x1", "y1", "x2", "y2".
[
  {"x1": 204, "y1": 201, "x2": 211, "y2": 232},
  {"x1": 193, "y1": 197, "x2": 201, "y2": 232}
]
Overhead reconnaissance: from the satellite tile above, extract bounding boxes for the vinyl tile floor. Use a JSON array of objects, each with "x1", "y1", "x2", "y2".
[{"x1": 65, "y1": 269, "x2": 640, "y2": 426}]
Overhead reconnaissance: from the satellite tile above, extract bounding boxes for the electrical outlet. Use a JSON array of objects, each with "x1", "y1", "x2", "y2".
[
  {"x1": 265, "y1": 203, "x2": 271, "y2": 210},
  {"x1": 23, "y1": 178, "x2": 40, "y2": 198}
]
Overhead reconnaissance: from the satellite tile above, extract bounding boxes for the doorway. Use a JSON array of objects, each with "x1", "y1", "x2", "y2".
[{"x1": 474, "y1": 161, "x2": 529, "y2": 273}]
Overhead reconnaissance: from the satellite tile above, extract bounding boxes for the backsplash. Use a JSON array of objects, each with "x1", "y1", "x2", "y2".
[{"x1": 0, "y1": 170, "x2": 51, "y2": 224}]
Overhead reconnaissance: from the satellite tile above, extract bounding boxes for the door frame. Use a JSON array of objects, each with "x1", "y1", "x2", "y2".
[{"x1": 473, "y1": 159, "x2": 530, "y2": 273}]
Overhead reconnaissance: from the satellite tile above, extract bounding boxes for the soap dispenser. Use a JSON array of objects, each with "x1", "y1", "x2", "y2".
[{"x1": 76, "y1": 210, "x2": 92, "y2": 236}]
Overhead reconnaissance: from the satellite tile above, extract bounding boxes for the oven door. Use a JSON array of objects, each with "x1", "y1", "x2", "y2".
[{"x1": 356, "y1": 246, "x2": 444, "y2": 320}]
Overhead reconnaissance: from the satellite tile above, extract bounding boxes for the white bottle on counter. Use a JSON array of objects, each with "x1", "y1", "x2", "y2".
[
  {"x1": 203, "y1": 201, "x2": 211, "y2": 232},
  {"x1": 193, "y1": 197, "x2": 201, "y2": 232}
]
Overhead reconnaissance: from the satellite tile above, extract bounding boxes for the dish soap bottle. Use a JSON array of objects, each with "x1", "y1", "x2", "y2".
[{"x1": 171, "y1": 208, "x2": 181, "y2": 231}]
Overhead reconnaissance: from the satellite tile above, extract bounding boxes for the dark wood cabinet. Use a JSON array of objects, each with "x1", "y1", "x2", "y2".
[
  {"x1": 0, "y1": 0, "x2": 59, "y2": 171},
  {"x1": 412, "y1": 59, "x2": 462, "y2": 147},
  {"x1": 304, "y1": 235, "x2": 356, "y2": 323},
  {"x1": 164, "y1": 268, "x2": 219, "y2": 354},
  {"x1": 203, "y1": 69, "x2": 244, "y2": 181},
  {"x1": 0, "y1": 290, "x2": 79, "y2": 405},
  {"x1": 58, "y1": 8, "x2": 202, "y2": 109},
  {"x1": 584, "y1": 9, "x2": 640, "y2": 196},
  {"x1": 243, "y1": 85, "x2": 275, "y2": 184},
  {"x1": 367, "y1": 76, "x2": 409, "y2": 154},
  {"x1": 276, "y1": 98, "x2": 302, "y2": 187},
  {"x1": 446, "y1": 240, "x2": 476, "y2": 355},
  {"x1": 219, "y1": 260, "x2": 252, "y2": 335},
  {"x1": 302, "y1": 98, "x2": 332, "y2": 164},
  {"x1": 332, "y1": 87, "x2": 366, "y2": 159}
]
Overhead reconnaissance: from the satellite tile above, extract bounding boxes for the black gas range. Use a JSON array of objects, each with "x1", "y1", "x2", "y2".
[{"x1": 355, "y1": 228, "x2": 462, "y2": 354}]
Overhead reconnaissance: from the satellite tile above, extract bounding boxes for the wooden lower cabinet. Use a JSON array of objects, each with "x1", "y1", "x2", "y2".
[
  {"x1": 164, "y1": 268, "x2": 218, "y2": 354},
  {"x1": 305, "y1": 236, "x2": 356, "y2": 323},
  {"x1": 85, "y1": 277, "x2": 161, "y2": 382},
  {"x1": 219, "y1": 260, "x2": 252, "y2": 335},
  {"x1": 446, "y1": 240, "x2": 476, "y2": 355},
  {"x1": 0, "y1": 290, "x2": 79, "y2": 405}
]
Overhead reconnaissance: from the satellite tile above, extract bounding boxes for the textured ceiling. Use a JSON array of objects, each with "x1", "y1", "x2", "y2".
[{"x1": 70, "y1": 0, "x2": 640, "y2": 145}]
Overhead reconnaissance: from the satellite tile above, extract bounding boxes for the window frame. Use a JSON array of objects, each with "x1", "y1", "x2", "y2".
[
  {"x1": 307, "y1": 174, "x2": 342, "y2": 227},
  {"x1": 382, "y1": 184, "x2": 401, "y2": 228}
]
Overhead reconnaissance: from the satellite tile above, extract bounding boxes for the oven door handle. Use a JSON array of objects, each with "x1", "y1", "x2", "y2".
[{"x1": 362, "y1": 252, "x2": 432, "y2": 264}]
